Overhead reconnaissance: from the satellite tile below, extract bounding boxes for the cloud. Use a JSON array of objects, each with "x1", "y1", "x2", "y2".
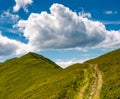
[
  {"x1": 0, "y1": 10, "x2": 19, "y2": 24},
  {"x1": 80, "y1": 12, "x2": 91, "y2": 18},
  {"x1": 55, "y1": 59, "x2": 85, "y2": 68},
  {"x1": 0, "y1": 31, "x2": 31, "y2": 56},
  {"x1": 0, "y1": 10, "x2": 20, "y2": 35},
  {"x1": 16, "y1": 3, "x2": 120, "y2": 50},
  {"x1": 78, "y1": 10, "x2": 91, "y2": 18},
  {"x1": 56, "y1": 60, "x2": 76, "y2": 68},
  {"x1": 13, "y1": 0, "x2": 33, "y2": 12},
  {"x1": 97, "y1": 30, "x2": 120, "y2": 48},
  {"x1": 102, "y1": 21, "x2": 120, "y2": 25},
  {"x1": 105, "y1": 10, "x2": 118, "y2": 15}
]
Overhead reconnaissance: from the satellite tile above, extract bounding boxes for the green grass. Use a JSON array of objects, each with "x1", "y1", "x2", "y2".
[
  {"x1": 0, "y1": 49, "x2": 120, "y2": 99},
  {"x1": 86, "y1": 49, "x2": 120, "y2": 99},
  {"x1": 0, "y1": 53, "x2": 89, "y2": 99},
  {"x1": 0, "y1": 52, "x2": 62, "y2": 98}
]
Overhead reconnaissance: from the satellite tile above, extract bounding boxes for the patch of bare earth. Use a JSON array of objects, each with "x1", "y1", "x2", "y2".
[
  {"x1": 78, "y1": 64, "x2": 102, "y2": 99},
  {"x1": 89, "y1": 64, "x2": 102, "y2": 99}
]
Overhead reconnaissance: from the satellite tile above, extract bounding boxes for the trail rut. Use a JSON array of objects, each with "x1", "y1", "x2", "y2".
[{"x1": 78, "y1": 64, "x2": 102, "y2": 99}]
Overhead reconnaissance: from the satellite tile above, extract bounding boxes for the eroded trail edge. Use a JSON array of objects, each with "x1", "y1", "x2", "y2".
[
  {"x1": 93, "y1": 64, "x2": 102, "y2": 99},
  {"x1": 78, "y1": 64, "x2": 102, "y2": 99}
]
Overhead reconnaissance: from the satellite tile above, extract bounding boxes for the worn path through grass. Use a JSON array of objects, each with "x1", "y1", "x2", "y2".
[{"x1": 78, "y1": 64, "x2": 102, "y2": 99}]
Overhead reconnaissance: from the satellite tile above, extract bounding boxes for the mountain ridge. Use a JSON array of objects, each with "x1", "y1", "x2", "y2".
[
  {"x1": 20, "y1": 52, "x2": 61, "y2": 69},
  {"x1": 0, "y1": 49, "x2": 119, "y2": 98}
]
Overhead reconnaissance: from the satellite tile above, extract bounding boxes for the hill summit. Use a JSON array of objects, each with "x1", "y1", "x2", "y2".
[
  {"x1": 0, "y1": 49, "x2": 120, "y2": 99},
  {"x1": 19, "y1": 52, "x2": 60, "y2": 69}
]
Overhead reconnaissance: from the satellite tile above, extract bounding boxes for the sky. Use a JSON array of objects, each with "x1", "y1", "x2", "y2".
[{"x1": 0, "y1": 0, "x2": 120, "y2": 68}]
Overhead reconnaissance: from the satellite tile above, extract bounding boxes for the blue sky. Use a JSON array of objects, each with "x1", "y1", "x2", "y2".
[{"x1": 0, "y1": 0, "x2": 120, "y2": 67}]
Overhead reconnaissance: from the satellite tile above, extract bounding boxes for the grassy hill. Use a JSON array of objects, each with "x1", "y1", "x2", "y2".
[
  {"x1": 0, "y1": 52, "x2": 89, "y2": 99},
  {"x1": 86, "y1": 49, "x2": 120, "y2": 99},
  {"x1": 0, "y1": 49, "x2": 120, "y2": 99},
  {"x1": 0, "y1": 52, "x2": 62, "y2": 98}
]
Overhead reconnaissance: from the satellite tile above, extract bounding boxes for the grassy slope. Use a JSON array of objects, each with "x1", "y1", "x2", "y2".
[
  {"x1": 0, "y1": 49, "x2": 120, "y2": 99},
  {"x1": 22, "y1": 63, "x2": 87, "y2": 99},
  {"x1": 0, "y1": 52, "x2": 62, "y2": 99},
  {"x1": 22, "y1": 63, "x2": 97, "y2": 99},
  {"x1": 0, "y1": 52, "x2": 90, "y2": 99},
  {"x1": 85, "y1": 49, "x2": 120, "y2": 99}
]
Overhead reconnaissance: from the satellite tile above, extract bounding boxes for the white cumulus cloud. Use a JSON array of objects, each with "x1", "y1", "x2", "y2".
[
  {"x1": 0, "y1": 31, "x2": 32, "y2": 56},
  {"x1": 16, "y1": 3, "x2": 120, "y2": 50},
  {"x1": 13, "y1": 0, "x2": 33, "y2": 12}
]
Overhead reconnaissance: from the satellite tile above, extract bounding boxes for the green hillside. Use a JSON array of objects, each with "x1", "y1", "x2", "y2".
[
  {"x1": 0, "y1": 49, "x2": 120, "y2": 99},
  {"x1": 86, "y1": 49, "x2": 120, "y2": 99},
  {"x1": 0, "y1": 52, "x2": 88, "y2": 99},
  {"x1": 0, "y1": 52, "x2": 62, "y2": 98}
]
